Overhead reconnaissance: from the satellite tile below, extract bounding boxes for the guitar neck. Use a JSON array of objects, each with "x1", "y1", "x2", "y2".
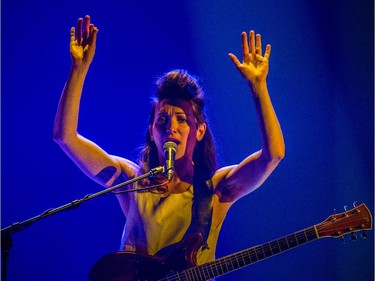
[
  {"x1": 88, "y1": 204, "x2": 370, "y2": 281},
  {"x1": 179, "y1": 226, "x2": 318, "y2": 281}
]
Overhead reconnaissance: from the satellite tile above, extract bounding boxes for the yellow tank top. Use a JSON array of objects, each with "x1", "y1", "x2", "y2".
[{"x1": 120, "y1": 186, "x2": 223, "y2": 265}]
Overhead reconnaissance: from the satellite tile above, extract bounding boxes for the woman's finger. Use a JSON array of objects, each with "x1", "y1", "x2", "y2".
[
  {"x1": 264, "y1": 44, "x2": 271, "y2": 60},
  {"x1": 256, "y1": 34, "x2": 262, "y2": 56},
  {"x1": 70, "y1": 27, "x2": 76, "y2": 43},
  {"x1": 241, "y1": 32, "x2": 249, "y2": 59},
  {"x1": 83, "y1": 15, "x2": 91, "y2": 41},
  {"x1": 249, "y1": 30, "x2": 255, "y2": 56},
  {"x1": 77, "y1": 18, "x2": 83, "y2": 44}
]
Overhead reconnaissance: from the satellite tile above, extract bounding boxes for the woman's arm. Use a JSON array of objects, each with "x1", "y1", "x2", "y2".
[
  {"x1": 214, "y1": 30, "x2": 285, "y2": 203},
  {"x1": 53, "y1": 16, "x2": 137, "y2": 187}
]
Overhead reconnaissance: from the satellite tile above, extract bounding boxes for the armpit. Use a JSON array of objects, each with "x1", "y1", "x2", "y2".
[
  {"x1": 95, "y1": 166, "x2": 117, "y2": 184},
  {"x1": 212, "y1": 166, "x2": 237, "y2": 203}
]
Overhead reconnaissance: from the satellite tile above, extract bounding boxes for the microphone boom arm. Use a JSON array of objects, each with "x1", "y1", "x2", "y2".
[{"x1": 1, "y1": 165, "x2": 164, "y2": 281}]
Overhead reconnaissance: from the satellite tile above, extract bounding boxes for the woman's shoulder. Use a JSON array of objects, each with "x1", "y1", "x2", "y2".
[
  {"x1": 111, "y1": 155, "x2": 139, "y2": 179},
  {"x1": 210, "y1": 164, "x2": 242, "y2": 203},
  {"x1": 211, "y1": 165, "x2": 237, "y2": 188}
]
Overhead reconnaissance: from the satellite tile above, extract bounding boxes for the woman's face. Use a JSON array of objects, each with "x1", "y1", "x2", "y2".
[
  {"x1": 150, "y1": 98, "x2": 206, "y2": 184},
  {"x1": 150, "y1": 99, "x2": 195, "y2": 162}
]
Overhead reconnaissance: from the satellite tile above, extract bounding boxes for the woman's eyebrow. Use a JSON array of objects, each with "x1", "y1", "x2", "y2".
[{"x1": 156, "y1": 111, "x2": 186, "y2": 115}]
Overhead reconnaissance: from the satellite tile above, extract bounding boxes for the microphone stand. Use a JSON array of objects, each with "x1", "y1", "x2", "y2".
[{"x1": 1, "y1": 165, "x2": 165, "y2": 281}]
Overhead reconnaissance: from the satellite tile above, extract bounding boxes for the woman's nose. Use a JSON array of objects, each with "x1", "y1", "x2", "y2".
[{"x1": 166, "y1": 118, "x2": 178, "y2": 134}]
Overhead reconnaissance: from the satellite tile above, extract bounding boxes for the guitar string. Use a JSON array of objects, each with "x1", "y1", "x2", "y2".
[
  {"x1": 195, "y1": 227, "x2": 318, "y2": 279},
  {"x1": 159, "y1": 227, "x2": 318, "y2": 281},
  {"x1": 179, "y1": 228, "x2": 315, "y2": 281},
  {"x1": 158, "y1": 211, "x2": 362, "y2": 281}
]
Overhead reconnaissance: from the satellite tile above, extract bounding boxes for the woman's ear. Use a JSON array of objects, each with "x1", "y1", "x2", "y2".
[{"x1": 196, "y1": 123, "x2": 207, "y2": 141}]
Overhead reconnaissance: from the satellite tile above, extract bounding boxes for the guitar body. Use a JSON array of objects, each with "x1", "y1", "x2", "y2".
[{"x1": 88, "y1": 234, "x2": 203, "y2": 281}]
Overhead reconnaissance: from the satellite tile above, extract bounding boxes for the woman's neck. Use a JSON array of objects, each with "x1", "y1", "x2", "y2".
[{"x1": 163, "y1": 175, "x2": 192, "y2": 195}]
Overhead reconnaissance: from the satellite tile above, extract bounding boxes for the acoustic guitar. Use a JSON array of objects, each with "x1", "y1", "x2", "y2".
[{"x1": 88, "y1": 203, "x2": 372, "y2": 281}]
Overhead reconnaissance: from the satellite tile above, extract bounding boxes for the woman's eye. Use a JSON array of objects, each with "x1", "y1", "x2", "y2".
[
  {"x1": 157, "y1": 116, "x2": 167, "y2": 124},
  {"x1": 177, "y1": 117, "x2": 187, "y2": 123}
]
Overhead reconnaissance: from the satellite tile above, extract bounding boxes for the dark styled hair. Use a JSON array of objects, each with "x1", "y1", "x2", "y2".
[{"x1": 139, "y1": 69, "x2": 218, "y2": 181}]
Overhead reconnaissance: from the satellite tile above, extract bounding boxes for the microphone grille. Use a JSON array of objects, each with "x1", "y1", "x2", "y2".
[{"x1": 163, "y1": 141, "x2": 178, "y2": 152}]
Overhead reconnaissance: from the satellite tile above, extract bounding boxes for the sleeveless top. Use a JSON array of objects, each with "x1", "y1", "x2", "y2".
[{"x1": 118, "y1": 184, "x2": 224, "y2": 265}]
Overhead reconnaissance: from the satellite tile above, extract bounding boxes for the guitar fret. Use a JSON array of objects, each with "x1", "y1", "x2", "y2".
[
  {"x1": 298, "y1": 231, "x2": 307, "y2": 244},
  {"x1": 239, "y1": 250, "x2": 246, "y2": 266},
  {"x1": 246, "y1": 250, "x2": 253, "y2": 264},
  {"x1": 262, "y1": 243, "x2": 272, "y2": 257},
  {"x1": 258, "y1": 247, "x2": 265, "y2": 260},
  {"x1": 279, "y1": 237, "x2": 289, "y2": 251},
  {"x1": 206, "y1": 266, "x2": 213, "y2": 280},
  {"x1": 216, "y1": 260, "x2": 222, "y2": 276},
  {"x1": 193, "y1": 267, "x2": 198, "y2": 281},
  {"x1": 261, "y1": 245, "x2": 267, "y2": 258},
  {"x1": 175, "y1": 271, "x2": 181, "y2": 281},
  {"x1": 234, "y1": 253, "x2": 240, "y2": 269},
  {"x1": 284, "y1": 237, "x2": 291, "y2": 246},
  {"x1": 220, "y1": 259, "x2": 227, "y2": 275},
  {"x1": 276, "y1": 239, "x2": 282, "y2": 252},
  {"x1": 304, "y1": 230, "x2": 308, "y2": 241},
  {"x1": 184, "y1": 268, "x2": 190, "y2": 281},
  {"x1": 211, "y1": 261, "x2": 219, "y2": 277},
  {"x1": 199, "y1": 264, "x2": 207, "y2": 280},
  {"x1": 219, "y1": 257, "x2": 224, "y2": 275},
  {"x1": 223, "y1": 258, "x2": 229, "y2": 274},
  {"x1": 190, "y1": 266, "x2": 197, "y2": 281},
  {"x1": 221, "y1": 257, "x2": 232, "y2": 274},
  {"x1": 228, "y1": 256, "x2": 235, "y2": 271},
  {"x1": 249, "y1": 248, "x2": 257, "y2": 263},
  {"x1": 198, "y1": 267, "x2": 204, "y2": 281},
  {"x1": 287, "y1": 233, "x2": 298, "y2": 248},
  {"x1": 201, "y1": 265, "x2": 207, "y2": 281},
  {"x1": 307, "y1": 228, "x2": 317, "y2": 241},
  {"x1": 294, "y1": 232, "x2": 300, "y2": 245},
  {"x1": 205, "y1": 264, "x2": 214, "y2": 280},
  {"x1": 186, "y1": 270, "x2": 192, "y2": 281},
  {"x1": 267, "y1": 242, "x2": 274, "y2": 255},
  {"x1": 189, "y1": 270, "x2": 193, "y2": 281},
  {"x1": 270, "y1": 240, "x2": 280, "y2": 255},
  {"x1": 253, "y1": 247, "x2": 259, "y2": 261}
]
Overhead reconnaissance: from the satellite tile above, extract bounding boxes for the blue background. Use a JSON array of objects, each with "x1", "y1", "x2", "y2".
[{"x1": 1, "y1": 0, "x2": 373, "y2": 280}]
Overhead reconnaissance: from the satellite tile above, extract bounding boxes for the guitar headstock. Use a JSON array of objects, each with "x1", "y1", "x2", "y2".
[{"x1": 316, "y1": 203, "x2": 372, "y2": 238}]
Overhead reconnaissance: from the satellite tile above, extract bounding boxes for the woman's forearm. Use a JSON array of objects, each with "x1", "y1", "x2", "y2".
[
  {"x1": 251, "y1": 81, "x2": 285, "y2": 163},
  {"x1": 53, "y1": 65, "x2": 89, "y2": 142}
]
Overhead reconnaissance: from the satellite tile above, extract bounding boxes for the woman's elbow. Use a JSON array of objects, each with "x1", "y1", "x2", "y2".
[
  {"x1": 53, "y1": 128, "x2": 62, "y2": 143},
  {"x1": 273, "y1": 146, "x2": 285, "y2": 162},
  {"x1": 53, "y1": 127, "x2": 68, "y2": 145},
  {"x1": 52, "y1": 127, "x2": 77, "y2": 148},
  {"x1": 265, "y1": 145, "x2": 285, "y2": 165}
]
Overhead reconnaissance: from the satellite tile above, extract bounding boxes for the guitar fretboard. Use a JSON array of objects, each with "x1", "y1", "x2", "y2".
[{"x1": 165, "y1": 226, "x2": 318, "y2": 281}]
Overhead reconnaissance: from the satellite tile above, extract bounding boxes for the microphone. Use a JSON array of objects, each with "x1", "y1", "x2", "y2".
[{"x1": 163, "y1": 141, "x2": 178, "y2": 181}]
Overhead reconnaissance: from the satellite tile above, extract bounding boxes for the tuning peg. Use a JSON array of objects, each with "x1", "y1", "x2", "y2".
[
  {"x1": 341, "y1": 236, "x2": 346, "y2": 244},
  {"x1": 361, "y1": 231, "x2": 368, "y2": 239},
  {"x1": 344, "y1": 205, "x2": 348, "y2": 212},
  {"x1": 351, "y1": 233, "x2": 357, "y2": 241},
  {"x1": 353, "y1": 201, "x2": 359, "y2": 207}
]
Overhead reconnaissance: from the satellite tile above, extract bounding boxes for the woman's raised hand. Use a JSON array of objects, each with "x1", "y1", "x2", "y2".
[
  {"x1": 229, "y1": 30, "x2": 271, "y2": 86},
  {"x1": 70, "y1": 15, "x2": 99, "y2": 67}
]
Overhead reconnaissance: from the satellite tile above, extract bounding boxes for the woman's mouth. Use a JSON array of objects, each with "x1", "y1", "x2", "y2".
[{"x1": 167, "y1": 138, "x2": 180, "y2": 145}]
